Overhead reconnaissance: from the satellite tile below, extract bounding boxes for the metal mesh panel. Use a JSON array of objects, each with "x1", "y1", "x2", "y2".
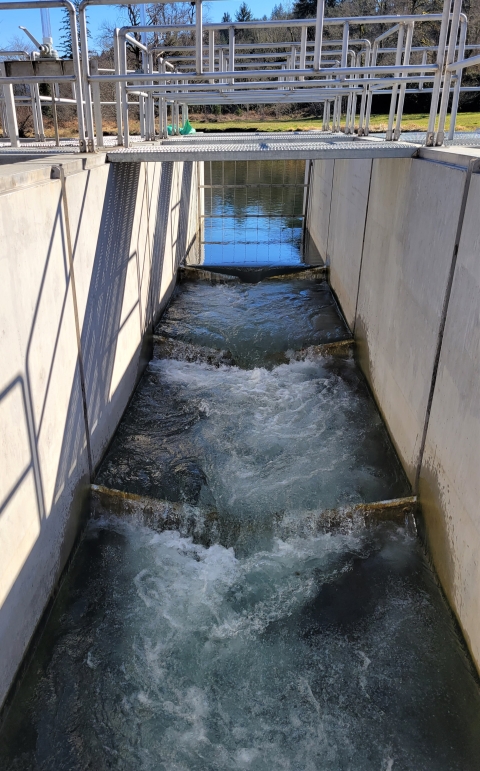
[{"x1": 200, "y1": 159, "x2": 306, "y2": 267}]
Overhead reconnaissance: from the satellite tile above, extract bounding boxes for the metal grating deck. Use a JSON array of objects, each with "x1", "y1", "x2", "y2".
[{"x1": 107, "y1": 139, "x2": 419, "y2": 163}]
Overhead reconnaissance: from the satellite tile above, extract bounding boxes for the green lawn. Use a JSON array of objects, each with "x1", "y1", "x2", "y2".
[{"x1": 190, "y1": 113, "x2": 480, "y2": 133}]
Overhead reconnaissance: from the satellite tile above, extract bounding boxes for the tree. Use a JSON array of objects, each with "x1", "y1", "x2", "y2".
[{"x1": 235, "y1": 3, "x2": 253, "y2": 22}]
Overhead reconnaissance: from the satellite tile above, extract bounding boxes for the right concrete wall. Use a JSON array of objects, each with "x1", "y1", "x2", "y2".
[{"x1": 307, "y1": 150, "x2": 480, "y2": 672}]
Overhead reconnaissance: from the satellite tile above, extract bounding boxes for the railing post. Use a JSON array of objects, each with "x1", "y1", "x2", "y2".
[
  {"x1": 208, "y1": 28, "x2": 215, "y2": 83},
  {"x1": 113, "y1": 28, "x2": 123, "y2": 144},
  {"x1": 394, "y1": 22, "x2": 414, "y2": 140},
  {"x1": 436, "y1": 0, "x2": 463, "y2": 145},
  {"x1": 313, "y1": 0, "x2": 325, "y2": 72},
  {"x1": 0, "y1": 61, "x2": 19, "y2": 147},
  {"x1": 79, "y1": 1, "x2": 96, "y2": 152},
  {"x1": 229, "y1": 26, "x2": 235, "y2": 85},
  {"x1": 386, "y1": 23, "x2": 404, "y2": 141},
  {"x1": 195, "y1": 0, "x2": 203, "y2": 75},
  {"x1": 448, "y1": 14, "x2": 467, "y2": 140},
  {"x1": 299, "y1": 25, "x2": 307, "y2": 81},
  {"x1": 90, "y1": 58, "x2": 104, "y2": 147},
  {"x1": 426, "y1": 0, "x2": 452, "y2": 146}
]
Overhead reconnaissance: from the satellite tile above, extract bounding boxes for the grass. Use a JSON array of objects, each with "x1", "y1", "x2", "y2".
[
  {"x1": 19, "y1": 112, "x2": 480, "y2": 139},
  {"x1": 189, "y1": 112, "x2": 480, "y2": 133}
]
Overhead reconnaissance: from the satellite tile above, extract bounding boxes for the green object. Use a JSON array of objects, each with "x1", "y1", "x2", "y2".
[
  {"x1": 167, "y1": 120, "x2": 196, "y2": 136},
  {"x1": 180, "y1": 119, "x2": 196, "y2": 135}
]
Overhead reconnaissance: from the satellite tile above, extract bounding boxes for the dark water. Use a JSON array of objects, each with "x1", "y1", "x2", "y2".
[{"x1": 2, "y1": 168, "x2": 480, "y2": 770}]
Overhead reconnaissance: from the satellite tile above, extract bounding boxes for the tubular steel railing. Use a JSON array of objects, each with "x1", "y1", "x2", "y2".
[{"x1": 0, "y1": 0, "x2": 479, "y2": 151}]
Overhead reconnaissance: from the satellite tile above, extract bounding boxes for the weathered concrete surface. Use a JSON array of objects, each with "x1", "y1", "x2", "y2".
[
  {"x1": 306, "y1": 148, "x2": 480, "y2": 674},
  {"x1": 327, "y1": 159, "x2": 372, "y2": 329},
  {"x1": 355, "y1": 157, "x2": 465, "y2": 483},
  {"x1": 0, "y1": 157, "x2": 199, "y2": 708},
  {"x1": 306, "y1": 159, "x2": 333, "y2": 263},
  {"x1": 419, "y1": 170, "x2": 480, "y2": 672}
]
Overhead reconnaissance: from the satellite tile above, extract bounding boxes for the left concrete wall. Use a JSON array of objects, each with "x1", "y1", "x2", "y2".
[{"x1": 0, "y1": 155, "x2": 199, "y2": 709}]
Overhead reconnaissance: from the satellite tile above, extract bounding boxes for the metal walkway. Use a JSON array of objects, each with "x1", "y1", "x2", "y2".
[{"x1": 106, "y1": 137, "x2": 418, "y2": 163}]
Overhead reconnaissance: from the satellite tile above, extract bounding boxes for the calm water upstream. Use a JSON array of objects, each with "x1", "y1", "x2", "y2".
[{"x1": 1, "y1": 162, "x2": 480, "y2": 770}]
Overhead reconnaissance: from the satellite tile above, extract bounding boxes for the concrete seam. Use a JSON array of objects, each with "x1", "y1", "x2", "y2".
[
  {"x1": 325, "y1": 159, "x2": 335, "y2": 268},
  {"x1": 352, "y1": 158, "x2": 374, "y2": 335},
  {"x1": 53, "y1": 164, "x2": 94, "y2": 480},
  {"x1": 301, "y1": 159, "x2": 313, "y2": 254},
  {"x1": 414, "y1": 157, "x2": 480, "y2": 494}
]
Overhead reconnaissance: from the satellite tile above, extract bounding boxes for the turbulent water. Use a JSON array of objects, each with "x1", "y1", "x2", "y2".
[
  {"x1": 96, "y1": 354, "x2": 409, "y2": 527},
  {"x1": 158, "y1": 281, "x2": 349, "y2": 369},
  {"x1": 2, "y1": 517, "x2": 480, "y2": 771},
  {"x1": 2, "y1": 267, "x2": 480, "y2": 768}
]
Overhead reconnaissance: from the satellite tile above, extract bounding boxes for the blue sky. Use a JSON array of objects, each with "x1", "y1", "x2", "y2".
[{"x1": 0, "y1": 1, "x2": 282, "y2": 53}]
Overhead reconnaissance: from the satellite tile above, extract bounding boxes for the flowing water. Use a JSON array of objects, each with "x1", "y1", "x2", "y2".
[{"x1": 2, "y1": 162, "x2": 480, "y2": 770}]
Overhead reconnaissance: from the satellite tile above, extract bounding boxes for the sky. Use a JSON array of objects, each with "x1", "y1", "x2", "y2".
[{"x1": 0, "y1": 1, "x2": 282, "y2": 54}]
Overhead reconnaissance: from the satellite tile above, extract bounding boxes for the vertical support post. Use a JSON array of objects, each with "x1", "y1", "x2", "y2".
[
  {"x1": 51, "y1": 88, "x2": 60, "y2": 146},
  {"x1": 90, "y1": 58, "x2": 104, "y2": 147},
  {"x1": 323, "y1": 99, "x2": 330, "y2": 131},
  {"x1": 426, "y1": 0, "x2": 453, "y2": 146},
  {"x1": 31, "y1": 83, "x2": 45, "y2": 141},
  {"x1": 208, "y1": 28, "x2": 215, "y2": 83},
  {"x1": 394, "y1": 22, "x2": 414, "y2": 140},
  {"x1": 196, "y1": 0, "x2": 203, "y2": 75},
  {"x1": 448, "y1": 15, "x2": 467, "y2": 140},
  {"x1": 120, "y1": 35, "x2": 130, "y2": 147},
  {"x1": 0, "y1": 62, "x2": 19, "y2": 147},
  {"x1": 386, "y1": 23, "x2": 405, "y2": 141},
  {"x1": 114, "y1": 28, "x2": 123, "y2": 144},
  {"x1": 357, "y1": 43, "x2": 371, "y2": 136},
  {"x1": 436, "y1": 0, "x2": 463, "y2": 145},
  {"x1": 139, "y1": 94, "x2": 145, "y2": 139},
  {"x1": 363, "y1": 41, "x2": 377, "y2": 136},
  {"x1": 146, "y1": 52, "x2": 155, "y2": 140},
  {"x1": 418, "y1": 49, "x2": 427, "y2": 90},
  {"x1": 299, "y1": 25, "x2": 307, "y2": 81},
  {"x1": 79, "y1": 2, "x2": 95, "y2": 152},
  {"x1": 313, "y1": 0, "x2": 324, "y2": 71},
  {"x1": 229, "y1": 26, "x2": 235, "y2": 84},
  {"x1": 71, "y1": 2, "x2": 87, "y2": 152}
]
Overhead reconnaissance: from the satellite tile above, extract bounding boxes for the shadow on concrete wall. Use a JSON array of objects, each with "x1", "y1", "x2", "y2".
[
  {"x1": 1, "y1": 158, "x2": 199, "y2": 711},
  {"x1": 0, "y1": 160, "x2": 189, "y2": 711}
]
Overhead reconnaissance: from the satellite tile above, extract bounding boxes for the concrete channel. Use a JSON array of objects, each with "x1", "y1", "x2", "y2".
[{"x1": 0, "y1": 141, "x2": 480, "y2": 768}]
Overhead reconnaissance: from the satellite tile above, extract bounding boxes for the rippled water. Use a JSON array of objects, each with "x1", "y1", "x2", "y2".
[
  {"x1": 95, "y1": 354, "x2": 409, "y2": 525},
  {"x1": 158, "y1": 280, "x2": 349, "y2": 369},
  {"x1": 2, "y1": 517, "x2": 480, "y2": 771}
]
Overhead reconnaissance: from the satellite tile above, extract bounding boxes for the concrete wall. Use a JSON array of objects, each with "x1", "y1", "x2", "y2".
[
  {"x1": 0, "y1": 155, "x2": 199, "y2": 708},
  {"x1": 419, "y1": 170, "x2": 480, "y2": 670},
  {"x1": 306, "y1": 148, "x2": 480, "y2": 673}
]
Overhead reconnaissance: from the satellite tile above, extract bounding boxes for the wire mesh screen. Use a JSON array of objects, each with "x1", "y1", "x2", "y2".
[{"x1": 201, "y1": 159, "x2": 307, "y2": 266}]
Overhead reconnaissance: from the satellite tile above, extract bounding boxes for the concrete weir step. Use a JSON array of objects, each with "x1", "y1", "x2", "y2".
[
  {"x1": 180, "y1": 264, "x2": 327, "y2": 283},
  {"x1": 152, "y1": 334, "x2": 354, "y2": 367},
  {"x1": 90, "y1": 484, "x2": 417, "y2": 537}
]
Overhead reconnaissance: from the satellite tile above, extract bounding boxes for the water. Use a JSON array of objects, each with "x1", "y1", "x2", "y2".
[
  {"x1": 2, "y1": 517, "x2": 480, "y2": 770},
  {"x1": 157, "y1": 280, "x2": 349, "y2": 369},
  {"x1": 2, "y1": 164, "x2": 480, "y2": 770},
  {"x1": 96, "y1": 277, "x2": 407, "y2": 520},
  {"x1": 202, "y1": 160, "x2": 307, "y2": 266}
]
